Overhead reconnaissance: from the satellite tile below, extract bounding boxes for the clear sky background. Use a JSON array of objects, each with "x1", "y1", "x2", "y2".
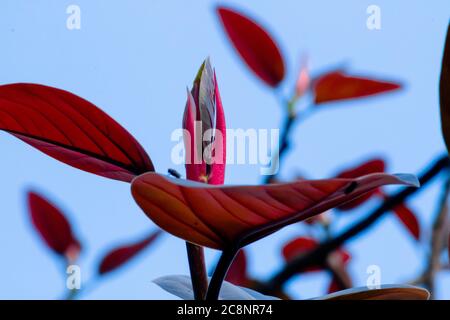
[{"x1": 0, "y1": 0, "x2": 449, "y2": 299}]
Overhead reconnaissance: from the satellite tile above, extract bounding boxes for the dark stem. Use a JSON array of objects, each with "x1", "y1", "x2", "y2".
[
  {"x1": 185, "y1": 242, "x2": 208, "y2": 300},
  {"x1": 205, "y1": 245, "x2": 239, "y2": 301},
  {"x1": 264, "y1": 113, "x2": 296, "y2": 184},
  {"x1": 258, "y1": 154, "x2": 450, "y2": 293},
  {"x1": 168, "y1": 169, "x2": 208, "y2": 300}
]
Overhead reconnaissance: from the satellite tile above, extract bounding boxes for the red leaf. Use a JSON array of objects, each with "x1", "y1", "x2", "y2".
[
  {"x1": 327, "y1": 277, "x2": 343, "y2": 294},
  {"x1": 282, "y1": 237, "x2": 321, "y2": 272},
  {"x1": 225, "y1": 249, "x2": 248, "y2": 286},
  {"x1": 0, "y1": 83, "x2": 154, "y2": 182},
  {"x1": 313, "y1": 71, "x2": 402, "y2": 105},
  {"x1": 392, "y1": 203, "x2": 420, "y2": 241},
  {"x1": 217, "y1": 7, "x2": 285, "y2": 87},
  {"x1": 316, "y1": 285, "x2": 429, "y2": 300},
  {"x1": 98, "y1": 230, "x2": 162, "y2": 275},
  {"x1": 131, "y1": 172, "x2": 418, "y2": 250},
  {"x1": 282, "y1": 237, "x2": 350, "y2": 273},
  {"x1": 27, "y1": 191, "x2": 81, "y2": 262},
  {"x1": 335, "y1": 158, "x2": 386, "y2": 210}
]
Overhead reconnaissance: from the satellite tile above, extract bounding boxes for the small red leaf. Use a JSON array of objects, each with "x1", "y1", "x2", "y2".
[
  {"x1": 327, "y1": 277, "x2": 343, "y2": 294},
  {"x1": 392, "y1": 203, "x2": 420, "y2": 241},
  {"x1": 335, "y1": 158, "x2": 386, "y2": 211},
  {"x1": 131, "y1": 172, "x2": 418, "y2": 249},
  {"x1": 313, "y1": 71, "x2": 402, "y2": 104},
  {"x1": 282, "y1": 237, "x2": 350, "y2": 273},
  {"x1": 98, "y1": 230, "x2": 162, "y2": 275},
  {"x1": 217, "y1": 6, "x2": 285, "y2": 87},
  {"x1": 27, "y1": 191, "x2": 81, "y2": 262},
  {"x1": 0, "y1": 83, "x2": 154, "y2": 182},
  {"x1": 225, "y1": 249, "x2": 248, "y2": 286},
  {"x1": 282, "y1": 237, "x2": 321, "y2": 272}
]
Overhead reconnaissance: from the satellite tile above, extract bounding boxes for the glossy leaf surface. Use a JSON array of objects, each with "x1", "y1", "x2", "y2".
[
  {"x1": 131, "y1": 172, "x2": 418, "y2": 249},
  {"x1": 0, "y1": 83, "x2": 154, "y2": 182}
]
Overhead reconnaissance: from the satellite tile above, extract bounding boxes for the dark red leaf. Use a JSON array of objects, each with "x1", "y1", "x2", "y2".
[
  {"x1": 225, "y1": 249, "x2": 249, "y2": 286},
  {"x1": 217, "y1": 7, "x2": 285, "y2": 87},
  {"x1": 392, "y1": 203, "x2": 420, "y2": 241},
  {"x1": 440, "y1": 24, "x2": 450, "y2": 154},
  {"x1": 335, "y1": 158, "x2": 386, "y2": 211},
  {"x1": 27, "y1": 191, "x2": 81, "y2": 262},
  {"x1": 313, "y1": 71, "x2": 402, "y2": 105},
  {"x1": 131, "y1": 172, "x2": 418, "y2": 250},
  {"x1": 282, "y1": 237, "x2": 350, "y2": 273},
  {"x1": 282, "y1": 237, "x2": 321, "y2": 272},
  {"x1": 327, "y1": 277, "x2": 343, "y2": 294},
  {"x1": 98, "y1": 230, "x2": 162, "y2": 275},
  {"x1": 0, "y1": 83, "x2": 154, "y2": 182}
]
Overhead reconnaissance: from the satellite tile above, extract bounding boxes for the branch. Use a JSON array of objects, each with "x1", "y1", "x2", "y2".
[
  {"x1": 410, "y1": 176, "x2": 450, "y2": 297},
  {"x1": 258, "y1": 154, "x2": 450, "y2": 293}
]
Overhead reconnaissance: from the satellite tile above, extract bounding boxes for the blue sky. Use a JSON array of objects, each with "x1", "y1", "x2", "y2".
[{"x1": 0, "y1": 0, "x2": 449, "y2": 299}]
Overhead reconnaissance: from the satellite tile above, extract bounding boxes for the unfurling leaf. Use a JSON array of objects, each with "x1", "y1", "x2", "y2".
[
  {"x1": 0, "y1": 83, "x2": 154, "y2": 182},
  {"x1": 27, "y1": 191, "x2": 81, "y2": 262},
  {"x1": 183, "y1": 59, "x2": 226, "y2": 184},
  {"x1": 335, "y1": 158, "x2": 386, "y2": 210},
  {"x1": 217, "y1": 7, "x2": 285, "y2": 87},
  {"x1": 314, "y1": 284, "x2": 429, "y2": 300},
  {"x1": 440, "y1": 24, "x2": 450, "y2": 154},
  {"x1": 225, "y1": 249, "x2": 249, "y2": 286},
  {"x1": 98, "y1": 230, "x2": 162, "y2": 275},
  {"x1": 313, "y1": 71, "x2": 402, "y2": 105},
  {"x1": 153, "y1": 275, "x2": 279, "y2": 300},
  {"x1": 131, "y1": 172, "x2": 418, "y2": 250},
  {"x1": 392, "y1": 203, "x2": 420, "y2": 241}
]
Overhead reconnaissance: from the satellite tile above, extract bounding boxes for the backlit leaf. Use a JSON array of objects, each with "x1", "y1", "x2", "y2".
[
  {"x1": 217, "y1": 6, "x2": 285, "y2": 87},
  {"x1": 27, "y1": 191, "x2": 81, "y2": 262},
  {"x1": 0, "y1": 83, "x2": 154, "y2": 182},
  {"x1": 314, "y1": 284, "x2": 429, "y2": 300},
  {"x1": 98, "y1": 230, "x2": 162, "y2": 275},
  {"x1": 313, "y1": 71, "x2": 402, "y2": 105},
  {"x1": 131, "y1": 172, "x2": 418, "y2": 250}
]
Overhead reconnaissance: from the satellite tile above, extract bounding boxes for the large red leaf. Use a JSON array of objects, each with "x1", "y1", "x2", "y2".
[
  {"x1": 217, "y1": 7, "x2": 285, "y2": 87},
  {"x1": 225, "y1": 249, "x2": 248, "y2": 286},
  {"x1": 131, "y1": 172, "x2": 418, "y2": 250},
  {"x1": 98, "y1": 230, "x2": 162, "y2": 275},
  {"x1": 335, "y1": 158, "x2": 386, "y2": 210},
  {"x1": 392, "y1": 203, "x2": 420, "y2": 241},
  {"x1": 313, "y1": 71, "x2": 402, "y2": 104},
  {"x1": 27, "y1": 191, "x2": 81, "y2": 262},
  {"x1": 0, "y1": 83, "x2": 154, "y2": 182}
]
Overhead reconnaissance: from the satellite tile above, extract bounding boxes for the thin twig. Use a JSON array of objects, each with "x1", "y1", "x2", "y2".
[{"x1": 206, "y1": 245, "x2": 239, "y2": 301}]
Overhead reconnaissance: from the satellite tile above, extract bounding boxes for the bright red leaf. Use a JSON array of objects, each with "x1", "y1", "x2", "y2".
[
  {"x1": 225, "y1": 249, "x2": 249, "y2": 286},
  {"x1": 131, "y1": 172, "x2": 418, "y2": 250},
  {"x1": 217, "y1": 6, "x2": 285, "y2": 87},
  {"x1": 0, "y1": 83, "x2": 154, "y2": 182},
  {"x1": 98, "y1": 230, "x2": 162, "y2": 275},
  {"x1": 392, "y1": 203, "x2": 420, "y2": 241},
  {"x1": 27, "y1": 191, "x2": 81, "y2": 262},
  {"x1": 313, "y1": 71, "x2": 402, "y2": 105},
  {"x1": 335, "y1": 158, "x2": 386, "y2": 211}
]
